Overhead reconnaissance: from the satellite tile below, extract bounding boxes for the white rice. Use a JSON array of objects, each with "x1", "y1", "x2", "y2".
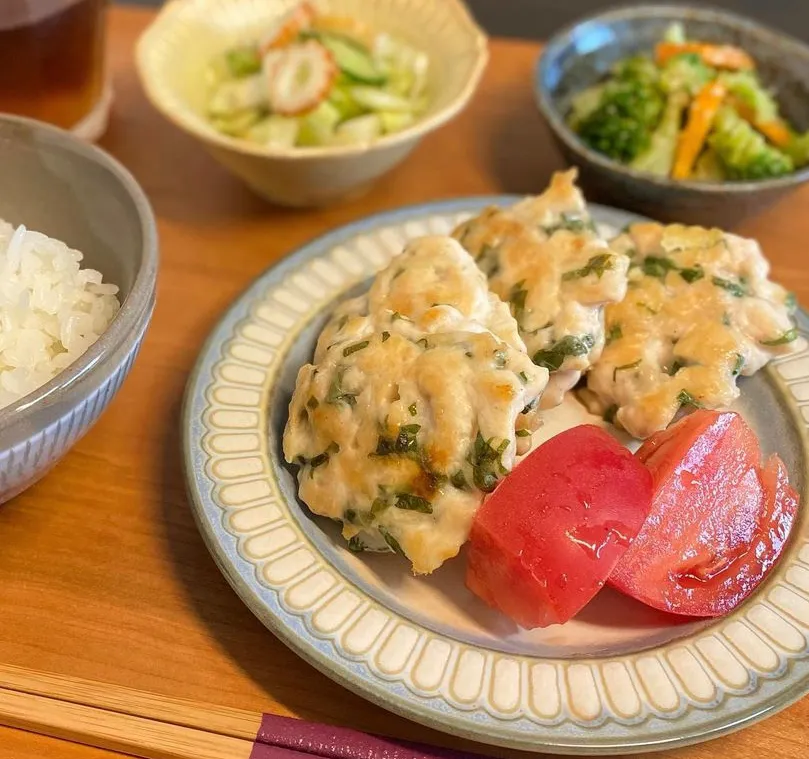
[{"x1": 0, "y1": 219, "x2": 121, "y2": 410}]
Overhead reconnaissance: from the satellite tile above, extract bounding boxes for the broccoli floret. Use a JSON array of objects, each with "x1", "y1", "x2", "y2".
[
  {"x1": 575, "y1": 57, "x2": 665, "y2": 163},
  {"x1": 568, "y1": 83, "x2": 608, "y2": 130},
  {"x1": 612, "y1": 55, "x2": 660, "y2": 86},
  {"x1": 660, "y1": 52, "x2": 715, "y2": 95},
  {"x1": 692, "y1": 148, "x2": 727, "y2": 181},
  {"x1": 631, "y1": 91, "x2": 690, "y2": 176},
  {"x1": 709, "y1": 106, "x2": 794, "y2": 179},
  {"x1": 785, "y1": 131, "x2": 809, "y2": 168},
  {"x1": 721, "y1": 70, "x2": 780, "y2": 123}
]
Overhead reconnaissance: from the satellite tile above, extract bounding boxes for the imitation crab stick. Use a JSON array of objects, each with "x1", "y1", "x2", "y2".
[
  {"x1": 672, "y1": 80, "x2": 727, "y2": 179},
  {"x1": 656, "y1": 41, "x2": 755, "y2": 70},
  {"x1": 264, "y1": 40, "x2": 338, "y2": 116},
  {"x1": 259, "y1": 2, "x2": 316, "y2": 54}
]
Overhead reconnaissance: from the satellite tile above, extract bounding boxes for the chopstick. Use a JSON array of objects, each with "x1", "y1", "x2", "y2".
[
  {"x1": 0, "y1": 663, "x2": 265, "y2": 759},
  {"x1": 0, "y1": 686, "x2": 255, "y2": 759},
  {"x1": 0, "y1": 664, "x2": 495, "y2": 759},
  {"x1": 0, "y1": 663, "x2": 262, "y2": 740}
]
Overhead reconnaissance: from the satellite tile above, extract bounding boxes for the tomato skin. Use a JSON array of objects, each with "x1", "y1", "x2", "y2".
[
  {"x1": 466, "y1": 425, "x2": 653, "y2": 629},
  {"x1": 611, "y1": 410, "x2": 798, "y2": 617}
]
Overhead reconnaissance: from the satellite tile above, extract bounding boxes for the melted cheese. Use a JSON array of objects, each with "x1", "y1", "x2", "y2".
[
  {"x1": 283, "y1": 236, "x2": 549, "y2": 574},
  {"x1": 584, "y1": 223, "x2": 800, "y2": 439},
  {"x1": 452, "y1": 170, "x2": 630, "y2": 408}
]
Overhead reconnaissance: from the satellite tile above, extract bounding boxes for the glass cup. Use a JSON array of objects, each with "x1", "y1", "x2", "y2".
[{"x1": 0, "y1": 0, "x2": 111, "y2": 140}]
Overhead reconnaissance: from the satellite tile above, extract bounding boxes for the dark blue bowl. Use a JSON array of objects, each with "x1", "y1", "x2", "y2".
[{"x1": 535, "y1": 4, "x2": 809, "y2": 227}]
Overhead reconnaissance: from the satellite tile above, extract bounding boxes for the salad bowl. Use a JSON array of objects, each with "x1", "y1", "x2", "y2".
[
  {"x1": 535, "y1": 5, "x2": 809, "y2": 227},
  {"x1": 136, "y1": 0, "x2": 488, "y2": 207}
]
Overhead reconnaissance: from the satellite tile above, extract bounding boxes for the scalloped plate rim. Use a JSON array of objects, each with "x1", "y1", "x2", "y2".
[{"x1": 182, "y1": 197, "x2": 809, "y2": 755}]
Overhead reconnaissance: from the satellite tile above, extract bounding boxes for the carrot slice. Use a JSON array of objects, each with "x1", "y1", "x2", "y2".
[
  {"x1": 672, "y1": 80, "x2": 727, "y2": 179},
  {"x1": 656, "y1": 41, "x2": 754, "y2": 70},
  {"x1": 728, "y1": 96, "x2": 793, "y2": 148},
  {"x1": 755, "y1": 120, "x2": 792, "y2": 148}
]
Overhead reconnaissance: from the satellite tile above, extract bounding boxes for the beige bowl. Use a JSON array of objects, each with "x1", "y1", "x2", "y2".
[{"x1": 136, "y1": 0, "x2": 488, "y2": 207}]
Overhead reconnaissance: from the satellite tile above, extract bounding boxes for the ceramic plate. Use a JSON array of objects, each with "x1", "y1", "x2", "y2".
[{"x1": 183, "y1": 199, "x2": 809, "y2": 755}]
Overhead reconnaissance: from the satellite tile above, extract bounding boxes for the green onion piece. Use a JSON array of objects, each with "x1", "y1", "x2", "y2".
[
  {"x1": 544, "y1": 212, "x2": 596, "y2": 235},
  {"x1": 732, "y1": 353, "x2": 745, "y2": 376},
  {"x1": 381, "y1": 331, "x2": 390, "y2": 342},
  {"x1": 712, "y1": 276, "x2": 747, "y2": 297},
  {"x1": 679, "y1": 266, "x2": 704, "y2": 283},
  {"x1": 612, "y1": 359, "x2": 641, "y2": 382},
  {"x1": 606, "y1": 323, "x2": 623, "y2": 345},
  {"x1": 379, "y1": 527, "x2": 405, "y2": 556},
  {"x1": 533, "y1": 334, "x2": 595, "y2": 371},
  {"x1": 761, "y1": 328, "x2": 798, "y2": 346},
  {"x1": 509, "y1": 279, "x2": 528, "y2": 323},
  {"x1": 394, "y1": 493, "x2": 432, "y2": 513},
  {"x1": 677, "y1": 389, "x2": 704, "y2": 409},
  {"x1": 468, "y1": 432, "x2": 510, "y2": 492},
  {"x1": 370, "y1": 497, "x2": 390, "y2": 519},
  {"x1": 451, "y1": 470, "x2": 468, "y2": 489},
  {"x1": 642, "y1": 256, "x2": 678, "y2": 279},
  {"x1": 516, "y1": 428, "x2": 532, "y2": 437},
  {"x1": 562, "y1": 253, "x2": 614, "y2": 281},
  {"x1": 343, "y1": 340, "x2": 369, "y2": 357},
  {"x1": 408, "y1": 403, "x2": 417, "y2": 416},
  {"x1": 326, "y1": 367, "x2": 358, "y2": 407},
  {"x1": 347, "y1": 536, "x2": 366, "y2": 553}
]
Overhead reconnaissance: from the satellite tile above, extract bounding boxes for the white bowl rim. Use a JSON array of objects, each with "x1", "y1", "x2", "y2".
[{"x1": 135, "y1": 0, "x2": 489, "y2": 159}]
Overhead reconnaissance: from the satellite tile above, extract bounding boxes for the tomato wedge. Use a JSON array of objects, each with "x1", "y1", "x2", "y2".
[
  {"x1": 610, "y1": 410, "x2": 798, "y2": 617},
  {"x1": 466, "y1": 425, "x2": 653, "y2": 629}
]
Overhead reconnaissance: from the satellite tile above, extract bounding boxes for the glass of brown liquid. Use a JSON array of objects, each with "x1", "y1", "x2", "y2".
[{"x1": 0, "y1": 0, "x2": 110, "y2": 140}]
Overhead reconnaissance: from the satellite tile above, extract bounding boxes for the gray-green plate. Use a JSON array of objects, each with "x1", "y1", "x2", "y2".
[{"x1": 183, "y1": 199, "x2": 809, "y2": 755}]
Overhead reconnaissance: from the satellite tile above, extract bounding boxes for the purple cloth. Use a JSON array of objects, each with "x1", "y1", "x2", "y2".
[{"x1": 250, "y1": 713, "x2": 491, "y2": 759}]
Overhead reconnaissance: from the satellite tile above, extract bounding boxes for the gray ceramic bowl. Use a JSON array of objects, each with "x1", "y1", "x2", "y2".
[
  {"x1": 0, "y1": 115, "x2": 158, "y2": 504},
  {"x1": 536, "y1": 4, "x2": 809, "y2": 227}
]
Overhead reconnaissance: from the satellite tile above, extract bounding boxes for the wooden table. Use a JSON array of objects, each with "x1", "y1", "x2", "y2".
[{"x1": 2, "y1": 5, "x2": 809, "y2": 759}]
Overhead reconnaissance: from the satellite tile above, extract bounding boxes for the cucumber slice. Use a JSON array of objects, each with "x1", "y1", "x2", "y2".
[
  {"x1": 297, "y1": 100, "x2": 341, "y2": 146},
  {"x1": 385, "y1": 67, "x2": 415, "y2": 98},
  {"x1": 247, "y1": 115, "x2": 300, "y2": 148},
  {"x1": 349, "y1": 86, "x2": 414, "y2": 113},
  {"x1": 328, "y1": 85, "x2": 364, "y2": 121},
  {"x1": 332, "y1": 114, "x2": 382, "y2": 145},
  {"x1": 379, "y1": 110, "x2": 415, "y2": 134},
  {"x1": 225, "y1": 46, "x2": 262, "y2": 78},
  {"x1": 210, "y1": 108, "x2": 264, "y2": 138},
  {"x1": 208, "y1": 75, "x2": 267, "y2": 116},
  {"x1": 307, "y1": 31, "x2": 387, "y2": 85}
]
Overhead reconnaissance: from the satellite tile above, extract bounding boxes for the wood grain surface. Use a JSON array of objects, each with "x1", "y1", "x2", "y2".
[{"x1": 1, "y1": 5, "x2": 809, "y2": 759}]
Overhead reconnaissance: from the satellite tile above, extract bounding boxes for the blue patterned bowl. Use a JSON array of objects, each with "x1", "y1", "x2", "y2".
[
  {"x1": 0, "y1": 115, "x2": 158, "y2": 503},
  {"x1": 535, "y1": 4, "x2": 809, "y2": 227}
]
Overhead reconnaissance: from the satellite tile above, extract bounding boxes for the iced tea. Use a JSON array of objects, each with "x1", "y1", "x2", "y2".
[{"x1": 0, "y1": 0, "x2": 107, "y2": 130}]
